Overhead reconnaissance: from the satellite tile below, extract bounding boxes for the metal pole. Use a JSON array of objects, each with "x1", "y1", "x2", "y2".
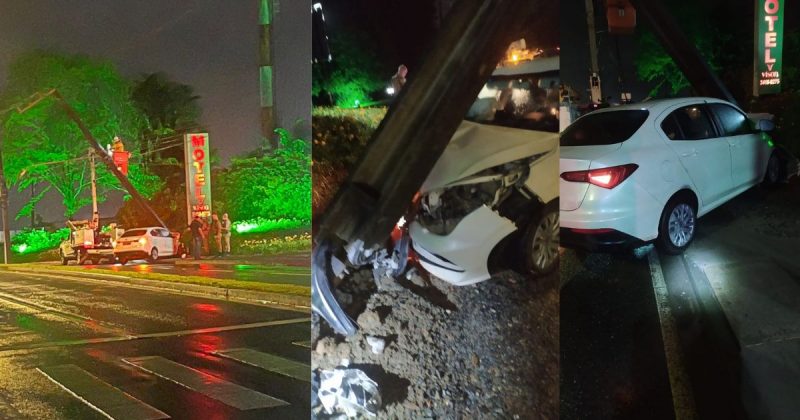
[
  {"x1": 0, "y1": 130, "x2": 10, "y2": 264},
  {"x1": 89, "y1": 150, "x2": 99, "y2": 227}
]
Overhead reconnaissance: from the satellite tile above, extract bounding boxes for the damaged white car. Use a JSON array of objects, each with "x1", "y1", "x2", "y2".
[{"x1": 408, "y1": 59, "x2": 560, "y2": 286}]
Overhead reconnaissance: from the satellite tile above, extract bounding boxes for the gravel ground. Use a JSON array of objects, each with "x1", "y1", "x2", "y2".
[{"x1": 312, "y1": 266, "x2": 558, "y2": 419}]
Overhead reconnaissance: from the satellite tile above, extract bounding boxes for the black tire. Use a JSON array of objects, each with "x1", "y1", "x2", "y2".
[
  {"x1": 521, "y1": 203, "x2": 560, "y2": 276},
  {"x1": 118, "y1": 257, "x2": 128, "y2": 265},
  {"x1": 656, "y1": 197, "x2": 697, "y2": 255},
  {"x1": 763, "y1": 151, "x2": 782, "y2": 186},
  {"x1": 148, "y1": 248, "x2": 159, "y2": 263}
]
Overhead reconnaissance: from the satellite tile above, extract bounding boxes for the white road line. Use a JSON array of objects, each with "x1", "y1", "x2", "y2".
[
  {"x1": 3, "y1": 271, "x2": 309, "y2": 312},
  {"x1": 0, "y1": 291, "x2": 133, "y2": 337},
  {"x1": 0, "y1": 317, "x2": 310, "y2": 353},
  {"x1": 38, "y1": 364, "x2": 170, "y2": 420},
  {"x1": 292, "y1": 340, "x2": 312, "y2": 349},
  {"x1": 213, "y1": 348, "x2": 310, "y2": 382},
  {"x1": 123, "y1": 356, "x2": 288, "y2": 410},
  {"x1": 647, "y1": 250, "x2": 698, "y2": 419}
]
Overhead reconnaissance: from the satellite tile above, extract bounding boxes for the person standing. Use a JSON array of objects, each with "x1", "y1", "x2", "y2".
[
  {"x1": 390, "y1": 64, "x2": 408, "y2": 94},
  {"x1": 221, "y1": 214, "x2": 232, "y2": 257},
  {"x1": 211, "y1": 214, "x2": 223, "y2": 257},
  {"x1": 189, "y1": 216, "x2": 204, "y2": 260}
]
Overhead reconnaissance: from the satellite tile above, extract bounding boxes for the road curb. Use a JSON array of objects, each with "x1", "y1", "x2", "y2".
[{"x1": 0, "y1": 266, "x2": 310, "y2": 311}]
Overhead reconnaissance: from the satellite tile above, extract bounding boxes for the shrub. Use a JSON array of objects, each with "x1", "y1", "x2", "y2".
[{"x1": 10, "y1": 228, "x2": 69, "y2": 254}]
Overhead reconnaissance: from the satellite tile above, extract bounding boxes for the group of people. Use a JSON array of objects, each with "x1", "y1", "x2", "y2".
[{"x1": 188, "y1": 213, "x2": 232, "y2": 260}]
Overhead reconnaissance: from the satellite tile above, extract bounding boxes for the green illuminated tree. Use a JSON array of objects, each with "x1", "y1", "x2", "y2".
[
  {"x1": 214, "y1": 129, "x2": 311, "y2": 223},
  {"x1": 313, "y1": 32, "x2": 386, "y2": 108},
  {"x1": 0, "y1": 51, "x2": 162, "y2": 219},
  {"x1": 634, "y1": 1, "x2": 726, "y2": 97}
]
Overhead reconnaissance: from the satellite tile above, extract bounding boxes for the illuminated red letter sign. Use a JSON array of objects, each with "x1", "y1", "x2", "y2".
[
  {"x1": 184, "y1": 133, "x2": 213, "y2": 223},
  {"x1": 754, "y1": 0, "x2": 784, "y2": 95}
]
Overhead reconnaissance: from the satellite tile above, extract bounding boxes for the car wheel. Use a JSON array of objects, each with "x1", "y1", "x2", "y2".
[
  {"x1": 656, "y1": 198, "x2": 696, "y2": 255},
  {"x1": 60, "y1": 252, "x2": 69, "y2": 266},
  {"x1": 118, "y1": 257, "x2": 128, "y2": 265},
  {"x1": 522, "y1": 205, "x2": 560, "y2": 276},
  {"x1": 763, "y1": 152, "x2": 781, "y2": 186},
  {"x1": 148, "y1": 248, "x2": 159, "y2": 263},
  {"x1": 78, "y1": 250, "x2": 89, "y2": 265}
]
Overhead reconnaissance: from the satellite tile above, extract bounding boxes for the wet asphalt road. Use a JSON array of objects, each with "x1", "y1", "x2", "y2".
[
  {"x1": 560, "y1": 180, "x2": 800, "y2": 419},
  {"x1": 52, "y1": 258, "x2": 311, "y2": 287},
  {"x1": 0, "y1": 271, "x2": 310, "y2": 419},
  {"x1": 560, "y1": 249, "x2": 675, "y2": 420}
]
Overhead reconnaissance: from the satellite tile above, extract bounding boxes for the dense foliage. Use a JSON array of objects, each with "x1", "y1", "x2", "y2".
[
  {"x1": 214, "y1": 128, "x2": 311, "y2": 227},
  {"x1": 311, "y1": 107, "x2": 386, "y2": 216},
  {"x1": 0, "y1": 51, "x2": 162, "y2": 219},
  {"x1": 313, "y1": 33, "x2": 388, "y2": 108},
  {"x1": 10, "y1": 228, "x2": 69, "y2": 254}
]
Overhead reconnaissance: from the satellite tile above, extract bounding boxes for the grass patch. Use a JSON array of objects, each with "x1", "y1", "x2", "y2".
[{"x1": 10, "y1": 264, "x2": 310, "y2": 297}]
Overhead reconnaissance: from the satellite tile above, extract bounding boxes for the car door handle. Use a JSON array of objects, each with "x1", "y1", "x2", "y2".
[{"x1": 680, "y1": 150, "x2": 698, "y2": 157}]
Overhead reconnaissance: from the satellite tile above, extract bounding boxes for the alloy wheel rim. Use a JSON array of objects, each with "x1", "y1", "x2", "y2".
[
  {"x1": 532, "y1": 212, "x2": 559, "y2": 270},
  {"x1": 668, "y1": 204, "x2": 695, "y2": 247}
]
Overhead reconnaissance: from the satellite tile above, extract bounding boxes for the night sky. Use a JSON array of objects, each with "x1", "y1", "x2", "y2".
[
  {"x1": 320, "y1": 0, "x2": 558, "y2": 86},
  {"x1": 0, "y1": 0, "x2": 310, "y2": 227}
]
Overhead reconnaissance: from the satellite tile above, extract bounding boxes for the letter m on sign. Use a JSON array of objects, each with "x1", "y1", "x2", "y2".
[{"x1": 191, "y1": 135, "x2": 206, "y2": 147}]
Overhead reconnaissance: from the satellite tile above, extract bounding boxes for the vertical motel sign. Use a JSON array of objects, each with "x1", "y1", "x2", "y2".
[
  {"x1": 184, "y1": 133, "x2": 212, "y2": 223},
  {"x1": 754, "y1": 0, "x2": 784, "y2": 95}
]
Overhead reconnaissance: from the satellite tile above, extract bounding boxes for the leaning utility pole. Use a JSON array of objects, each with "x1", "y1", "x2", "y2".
[{"x1": 259, "y1": 0, "x2": 277, "y2": 148}]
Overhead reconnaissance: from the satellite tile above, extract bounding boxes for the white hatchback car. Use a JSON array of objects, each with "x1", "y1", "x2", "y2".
[
  {"x1": 560, "y1": 97, "x2": 780, "y2": 254},
  {"x1": 114, "y1": 227, "x2": 181, "y2": 264}
]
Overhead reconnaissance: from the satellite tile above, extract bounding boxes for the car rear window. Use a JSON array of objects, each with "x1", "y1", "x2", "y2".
[
  {"x1": 121, "y1": 229, "x2": 147, "y2": 238},
  {"x1": 560, "y1": 110, "x2": 649, "y2": 146}
]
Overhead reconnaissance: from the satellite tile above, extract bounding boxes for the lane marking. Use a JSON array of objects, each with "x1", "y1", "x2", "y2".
[
  {"x1": 0, "y1": 317, "x2": 310, "y2": 353},
  {"x1": 212, "y1": 348, "x2": 310, "y2": 382},
  {"x1": 0, "y1": 291, "x2": 133, "y2": 338},
  {"x1": 292, "y1": 340, "x2": 312, "y2": 349},
  {"x1": 123, "y1": 356, "x2": 288, "y2": 410},
  {"x1": 38, "y1": 364, "x2": 170, "y2": 420},
  {"x1": 2, "y1": 271, "x2": 309, "y2": 312},
  {"x1": 648, "y1": 250, "x2": 698, "y2": 419}
]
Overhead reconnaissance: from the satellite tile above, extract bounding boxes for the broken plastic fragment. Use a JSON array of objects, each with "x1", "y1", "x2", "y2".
[
  {"x1": 366, "y1": 336, "x2": 385, "y2": 354},
  {"x1": 317, "y1": 367, "x2": 381, "y2": 417}
]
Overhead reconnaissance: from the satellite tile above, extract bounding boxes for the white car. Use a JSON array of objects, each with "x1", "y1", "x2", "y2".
[
  {"x1": 407, "y1": 57, "x2": 561, "y2": 286},
  {"x1": 114, "y1": 227, "x2": 182, "y2": 264},
  {"x1": 560, "y1": 97, "x2": 780, "y2": 254}
]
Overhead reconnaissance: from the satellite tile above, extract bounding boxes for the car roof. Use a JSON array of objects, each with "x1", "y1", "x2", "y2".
[{"x1": 588, "y1": 97, "x2": 737, "y2": 116}]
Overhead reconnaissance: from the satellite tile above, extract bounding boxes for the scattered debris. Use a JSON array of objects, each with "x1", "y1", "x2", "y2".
[
  {"x1": 316, "y1": 366, "x2": 382, "y2": 418},
  {"x1": 366, "y1": 336, "x2": 385, "y2": 354}
]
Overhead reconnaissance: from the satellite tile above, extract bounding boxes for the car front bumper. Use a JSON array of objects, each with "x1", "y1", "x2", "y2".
[{"x1": 409, "y1": 205, "x2": 517, "y2": 286}]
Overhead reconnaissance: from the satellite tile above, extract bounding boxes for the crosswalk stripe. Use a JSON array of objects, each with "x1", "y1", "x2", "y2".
[
  {"x1": 123, "y1": 356, "x2": 288, "y2": 410},
  {"x1": 212, "y1": 348, "x2": 310, "y2": 382},
  {"x1": 37, "y1": 365, "x2": 170, "y2": 420}
]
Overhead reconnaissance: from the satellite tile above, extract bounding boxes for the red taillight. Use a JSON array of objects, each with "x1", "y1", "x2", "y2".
[
  {"x1": 561, "y1": 164, "x2": 639, "y2": 189},
  {"x1": 570, "y1": 228, "x2": 615, "y2": 234}
]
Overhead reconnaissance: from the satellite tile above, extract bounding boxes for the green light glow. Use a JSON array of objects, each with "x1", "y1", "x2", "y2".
[
  {"x1": 233, "y1": 218, "x2": 308, "y2": 234},
  {"x1": 11, "y1": 228, "x2": 70, "y2": 255}
]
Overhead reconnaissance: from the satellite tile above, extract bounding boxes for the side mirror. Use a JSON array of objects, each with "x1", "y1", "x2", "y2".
[{"x1": 756, "y1": 119, "x2": 775, "y2": 132}]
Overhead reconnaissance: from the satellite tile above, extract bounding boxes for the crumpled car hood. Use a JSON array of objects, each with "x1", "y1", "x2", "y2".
[{"x1": 421, "y1": 120, "x2": 559, "y2": 193}]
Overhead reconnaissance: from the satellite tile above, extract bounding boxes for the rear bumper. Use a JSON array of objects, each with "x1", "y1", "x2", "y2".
[
  {"x1": 560, "y1": 228, "x2": 647, "y2": 252},
  {"x1": 114, "y1": 250, "x2": 149, "y2": 260}
]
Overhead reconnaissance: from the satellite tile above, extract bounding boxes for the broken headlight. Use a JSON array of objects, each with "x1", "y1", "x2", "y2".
[{"x1": 417, "y1": 158, "x2": 532, "y2": 235}]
